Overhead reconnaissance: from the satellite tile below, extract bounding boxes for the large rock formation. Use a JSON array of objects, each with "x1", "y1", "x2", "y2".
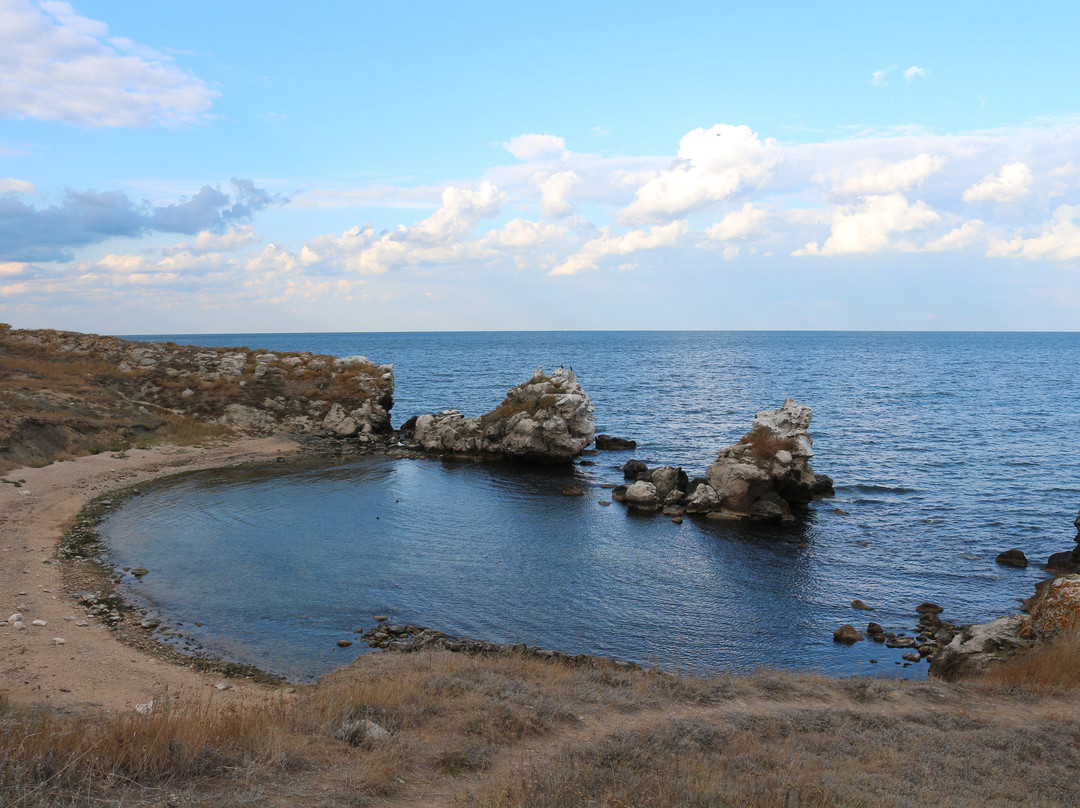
[
  {"x1": 0, "y1": 325, "x2": 394, "y2": 470},
  {"x1": 700, "y1": 399, "x2": 833, "y2": 520},
  {"x1": 406, "y1": 367, "x2": 594, "y2": 462}
]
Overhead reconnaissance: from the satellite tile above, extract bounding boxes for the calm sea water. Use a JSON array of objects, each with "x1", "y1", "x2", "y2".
[{"x1": 102, "y1": 331, "x2": 1080, "y2": 680}]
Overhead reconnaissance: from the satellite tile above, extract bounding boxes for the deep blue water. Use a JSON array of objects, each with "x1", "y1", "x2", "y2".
[{"x1": 103, "y1": 331, "x2": 1080, "y2": 680}]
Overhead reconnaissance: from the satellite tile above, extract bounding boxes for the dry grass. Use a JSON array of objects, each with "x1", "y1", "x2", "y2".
[
  {"x1": 482, "y1": 394, "x2": 557, "y2": 423},
  {"x1": 4, "y1": 651, "x2": 1080, "y2": 806},
  {"x1": 131, "y1": 416, "x2": 234, "y2": 449},
  {"x1": 739, "y1": 424, "x2": 798, "y2": 462},
  {"x1": 979, "y1": 632, "x2": 1080, "y2": 695}
]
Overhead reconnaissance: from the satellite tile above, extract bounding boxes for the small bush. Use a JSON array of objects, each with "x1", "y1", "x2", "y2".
[
  {"x1": 739, "y1": 424, "x2": 797, "y2": 462},
  {"x1": 980, "y1": 633, "x2": 1080, "y2": 694}
]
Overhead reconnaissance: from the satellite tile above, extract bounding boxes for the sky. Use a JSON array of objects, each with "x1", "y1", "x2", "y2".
[{"x1": 2, "y1": 0, "x2": 1080, "y2": 333}]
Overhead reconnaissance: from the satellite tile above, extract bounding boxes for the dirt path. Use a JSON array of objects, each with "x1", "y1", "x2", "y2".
[{"x1": 0, "y1": 436, "x2": 301, "y2": 713}]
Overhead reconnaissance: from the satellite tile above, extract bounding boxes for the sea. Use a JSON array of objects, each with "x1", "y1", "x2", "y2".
[{"x1": 98, "y1": 331, "x2": 1080, "y2": 681}]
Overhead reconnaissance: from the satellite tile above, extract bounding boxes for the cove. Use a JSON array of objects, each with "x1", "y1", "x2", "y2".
[{"x1": 99, "y1": 453, "x2": 1033, "y2": 682}]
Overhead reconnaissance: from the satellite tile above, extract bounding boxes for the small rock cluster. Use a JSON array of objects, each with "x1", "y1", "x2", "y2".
[
  {"x1": 403, "y1": 367, "x2": 595, "y2": 462},
  {"x1": 610, "y1": 399, "x2": 833, "y2": 521},
  {"x1": 834, "y1": 601, "x2": 961, "y2": 666}
]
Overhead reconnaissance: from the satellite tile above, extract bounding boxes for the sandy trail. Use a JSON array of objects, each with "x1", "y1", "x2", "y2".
[{"x1": 0, "y1": 436, "x2": 301, "y2": 713}]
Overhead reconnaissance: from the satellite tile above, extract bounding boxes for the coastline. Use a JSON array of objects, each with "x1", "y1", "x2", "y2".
[{"x1": 0, "y1": 435, "x2": 303, "y2": 712}]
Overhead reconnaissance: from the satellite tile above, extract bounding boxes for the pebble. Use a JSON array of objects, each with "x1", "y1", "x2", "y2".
[
  {"x1": 214, "y1": 682, "x2": 233, "y2": 691},
  {"x1": 373, "y1": 615, "x2": 388, "y2": 622},
  {"x1": 76, "y1": 620, "x2": 89, "y2": 627},
  {"x1": 598, "y1": 500, "x2": 611, "y2": 506},
  {"x1": 53, "y1": 637, "x2": 66, "y2": 645},
  {"x1": 13, "y1": 621, "x2": 26, "y2": 630},
  {"x1": 31, "y1": 619, "x2": 47, "y2": 627},
  {"x1": 7, "y1": 613, "x2": 22, "y2": 624},
  {"x1": 337, "y1": 639, "x2": 353, "y2": 647}
]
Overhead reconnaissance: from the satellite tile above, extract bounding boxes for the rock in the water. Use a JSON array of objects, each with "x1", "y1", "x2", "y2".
[
  {"x1": 915, "y1": 602, "x2": 943, "y2": 615},
  {"x1": 851, "y1": 599, "x2": 874, "y2": 611},
  {"x1": 833, "y1": 624, "x2": 864, "y2": 644},
  {"x1": 412, "y1": 367, "x2": 594, "y2": 462},
  {"x1": 995, "y1": 549, "x2": 1028, "y2": 568},
  {"x1": 683, "y1": 483, "x2": 720, "y2": 513},
  {"x1": 596, "y1": 434, "x2": 637, "y2": 450},
  {"x1": 649, "y1": 466, "x2": 685, "y2": 500},
  {"x1": 624, "y1": 481, "x2": 660, "y2": 511},
  {"x1": 704, "y1": 399, "x2": 832, "y2": 521},
  {"x1": 562, "y1": 485, "x2": 584, "y2": 497},
  {"x1": 622, "y1": 459, "x2": 649, "y2": 479}
]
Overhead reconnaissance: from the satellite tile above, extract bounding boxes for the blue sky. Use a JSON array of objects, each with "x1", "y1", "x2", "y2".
[{"x1": 2, "y1": 0, "x2": 1079, "y2": 333}]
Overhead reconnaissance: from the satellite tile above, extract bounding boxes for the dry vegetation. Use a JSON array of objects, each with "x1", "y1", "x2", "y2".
[
  {"x1": 3, "y1": 644, "x2": 1080, "y2": 807},
  {"x1": 739, "y1": 424, "x2": 799, "y2": 462}
]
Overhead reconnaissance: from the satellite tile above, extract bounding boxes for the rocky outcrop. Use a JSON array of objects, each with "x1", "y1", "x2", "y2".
[
  {"x1": 406, "y1": 367, "x2": 594, "y2": 463},
  {"x1": 1045, "y1": 508, "x2": 1080, "y2": 573},
  {"x1": 930, "y1": 574, "x2": 1080, "y2": 680},
  {"x1": 608, "y1": 400, "x2": 832, "y2": 522},
  {"x1": 0, "y1": 326, "x2": 394, "y2": 470},
  {"x1": 701, "y1": 399, "x2": 834, "y2": 520}
]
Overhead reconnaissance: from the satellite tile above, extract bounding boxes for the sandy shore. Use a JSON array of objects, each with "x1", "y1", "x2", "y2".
[{"x1": 0, "y1": 436, "x2": 302, "y2": 713}]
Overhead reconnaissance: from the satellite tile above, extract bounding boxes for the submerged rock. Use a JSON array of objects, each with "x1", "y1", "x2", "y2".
[
  {"x1": 411, "y1": 367, "x2": 594, "y2": 462},
  {"x1": 595, "y1": 434, "x2": 637, "y2": 450}
]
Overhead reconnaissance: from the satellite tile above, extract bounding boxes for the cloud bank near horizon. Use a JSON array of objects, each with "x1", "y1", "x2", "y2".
[{"x1": 3, "y1": 120, "x2": 1080, "y2": 323}]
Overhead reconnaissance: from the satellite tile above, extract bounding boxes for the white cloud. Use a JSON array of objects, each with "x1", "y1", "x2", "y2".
[
  {"x1": 503, "y1": 134, "x2": 568, "y2": 162},
  {"x1": 0, "y1": 261, "x2": 27, "y2": 276},
  {"x1": 705, "y1": 203, "x2": 767, "y2": 241},
  {"x1": 872, "y1": 66, "x2": 895, "y2": 86},
  {"x1": 0, "y1": 0, "x2": 216, "y2": 127},
  {"x1": 924, "y1": 220, "x2": 985, "y2": 252},
  {"x1": 794, "y1": 193, "x2": 940, "y2": 256},
  {"x1": 722, "y1": 245, "x2": 740, "y2": 261},
  {"x1": 904, "y1": 66, "x2": 930, "y2": 82},
  {"x1": 537, "y1": 170, "x2": 578, "y2": 218},
  {"x1": 0, "y1": 177, "x2": 36, "y2": 194},
  {"x1": 987, "y1": 204, "x2": 1080, "y2": 260},
  {"x1": 550, "y1": 220, "x2": 687, "y2": 276},
  {"x1": 962, "y1": 161, "x2": 1033, "y2": 203},
  {"x1": 620, "y1": 124, "x2": 778, "y2": 223},
  {"x1": 835, "y1": 154, "x2": 944, "y2": 196},
  {"x1": 163, "y1": 225, "x2": 260, "y2": 256}
]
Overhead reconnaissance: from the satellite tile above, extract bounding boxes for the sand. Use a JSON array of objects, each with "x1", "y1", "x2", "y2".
[{"x1": 0, "y1": 436, "x2": 301, "y2": 712}]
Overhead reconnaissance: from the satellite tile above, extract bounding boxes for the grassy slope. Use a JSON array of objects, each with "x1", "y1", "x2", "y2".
[{"x1": 2, "y1": 641, "x2": 1080, "y2": 807}]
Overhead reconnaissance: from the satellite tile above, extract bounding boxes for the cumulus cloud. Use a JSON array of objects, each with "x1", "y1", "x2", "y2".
[
  {"x1": 962, "y1": 161, "x2": 1033, "y2": 203},
  {"x1": 503, "y1": 134, "x2": 568, "y2": 162},
  {"x1": 835, "y1": 154, "x2": 945, "y2": 196},
  {"x1": 163, "y1": 225, "x2": 260, "y2": 256},
  {"x1": 794, "y1": 193, "x2": 940, "y2": 256},
  {"x1": 705, "y1": 203, "x2": 767, "y2": 241},
  {"x1": 0, "y1": 179, "x2": 282, "y2": 262},
  {"x1": 0, "y1": 0, "x2": 217, "y2": 127},
  {"x1": 620, "y1": 125, "x2": 778, "y2": 223},
  {"x1": 904, "y1": 66, "x2": 930, "y2": 82},
  {"x1": 924, "y1": 220, "x2": 985, "y2": 252},
  {"x1": 0, "y1": 178, "x2": 35, "y2": 194},
  {"x1": 550, "y1": 220, "x2": 687, "y2": 276},
  {"x1": 986, "y1": 204, "x2": 1080, "y2": 260},
  {"x1": 537, "y1": 170, "x2": 578, "y2": 218},
  {"x1": 872, "y1": 66, "x2": 895, "y2": 86}
]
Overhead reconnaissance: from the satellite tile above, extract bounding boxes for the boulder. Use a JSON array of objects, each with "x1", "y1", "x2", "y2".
[
  {"x1": 995, "y1": 549, "x2": 1028, "y2": 568},
  {"x1": 683, "y1": 483, "x2": 720, "y2": 513},
  {"x1": 649, "y1": 466, "x2": 684, "y2": 500},
  {"x1": 929, "y1": 616, "x2": 1034, "y2": 680},
  {"x1": 833, "y1": 625, "x2": 864, "y2": 644},
  {"x1": 412, "y1": 367, "x2": 594, "y2": 462},
  {"x1": 624, "y1": 481, "x2": 660, "y2": 511},
  {"x1": 622, "y1": 459, "x2": 649, "y2": 479},
  {"x1": 596, "y1": 434, "x2": 637, "y2": 450}
]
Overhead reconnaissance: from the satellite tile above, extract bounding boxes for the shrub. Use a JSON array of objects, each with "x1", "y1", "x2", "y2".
[{"x1": 739, "y1": 424, "x2": 797, "y2": 462}]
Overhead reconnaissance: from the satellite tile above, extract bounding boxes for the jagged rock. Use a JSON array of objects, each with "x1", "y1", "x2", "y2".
[
  {"x1": 596, "y1": 434, "x2": 637, "y2": 450},
  {"x1": 995, "y1": 549, "x2": 1028, "y2": 568},
  {"x1": 624, "y1": 481, "x2": 660, "y2": 510},
  {"x1": 649, "y1": 466, "x2": 685, "y2": 500},
  {"x1": 219, "y1": 404, "x2": 278, "y2": 434},
  {"x1": 622, "y1": 459, "x2": 649, "y2": 479},
  {"x1": 683, "y1": 483, "x2": 720, "y2": 513},
  {"x1": 412, "y1": 367, "x2": 594, "y2": 462},
  {"x1": 1029, "y1": 574, "x2": 1080, "y2": 637},
  {"x1": 702, "y1": 399, "x2": 832, "y2": 521},
  {"x1": 851, "y1": 600, "x2": 873, "y2": 611}
]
